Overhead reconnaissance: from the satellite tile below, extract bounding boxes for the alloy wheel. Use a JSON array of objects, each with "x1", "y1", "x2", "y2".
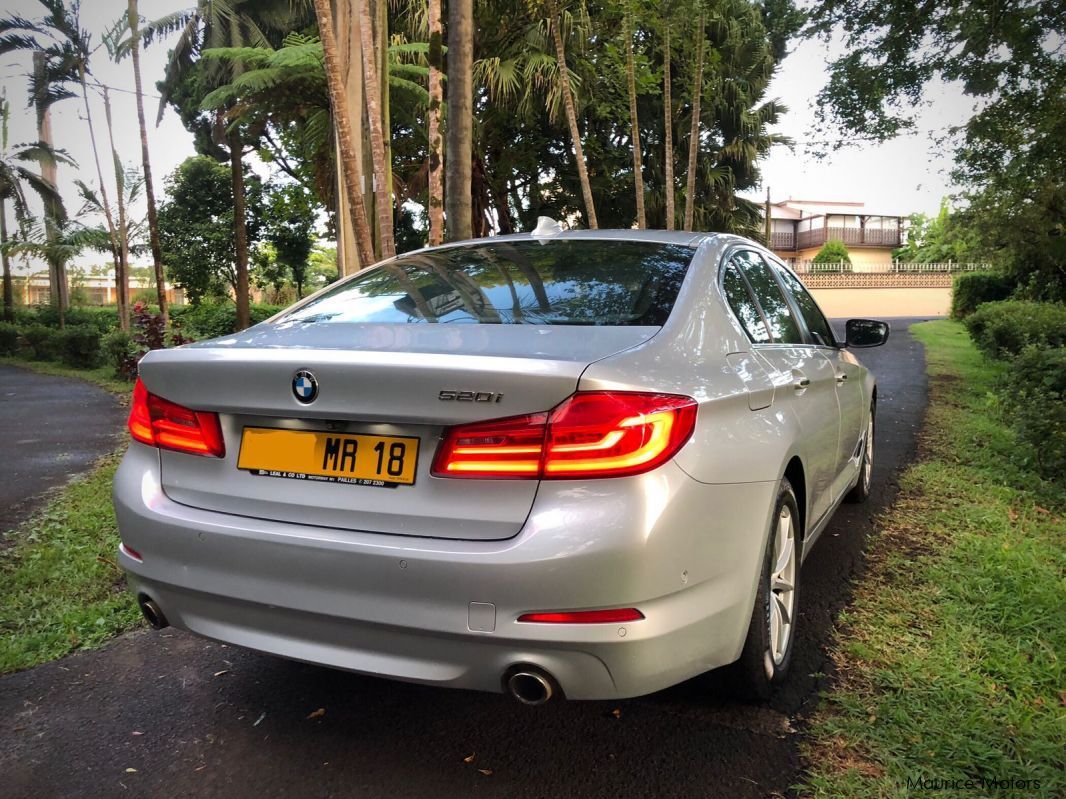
[{"x1": 769, "y1": 505, "x2": 797, "y2": 665}]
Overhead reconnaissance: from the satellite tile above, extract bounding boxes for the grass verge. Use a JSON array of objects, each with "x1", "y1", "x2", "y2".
[
  {"x1": 0, "y1": 355, "x2": 133, "y2": 396},
  {"x1": 802, "y1": 320, "x2": 1065, "y2": 796},
  {"x1": 0, "y1": 454, "x2": 142, "y2": 673}
]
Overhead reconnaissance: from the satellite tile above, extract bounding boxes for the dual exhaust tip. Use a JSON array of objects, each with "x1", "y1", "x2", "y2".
[
  {"x1": 137, "y1": 599, "x2": 557, "y2": 706},
  {"x1": 506, "y1": 667, "x2": 556, "y2": 706}
]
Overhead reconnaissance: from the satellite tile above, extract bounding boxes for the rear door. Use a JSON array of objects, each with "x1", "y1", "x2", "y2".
[
  {"x1": 730, "y1": 250, "x2": 841, "y2": 525},
  {"x1": 771, "y1": 261, "x2": 865, "y2": 498}
]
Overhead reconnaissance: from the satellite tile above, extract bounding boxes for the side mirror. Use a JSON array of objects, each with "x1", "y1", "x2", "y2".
[{"x1": 845, "y1": 319, "x2": 890, "y2": 348}]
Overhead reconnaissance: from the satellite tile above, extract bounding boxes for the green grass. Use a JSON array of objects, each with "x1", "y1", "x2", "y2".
[
  {"x1": 0, "y1": 455, "x2": 142, "y2": 673},
  {"x1": 802, "y1": 321, "x2": 1065, "y2": 797},
  {"x1": 0, "y1": 354, "x2": 134, "y2": 396}
]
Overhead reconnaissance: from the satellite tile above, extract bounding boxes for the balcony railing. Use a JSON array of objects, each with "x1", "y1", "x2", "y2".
[{"x1": 776, "y1": 226, "x2": 902, "y2": 251}]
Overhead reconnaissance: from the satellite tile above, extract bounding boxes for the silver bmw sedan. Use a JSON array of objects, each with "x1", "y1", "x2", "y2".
[{"x1": 113, "y1": 227, "x2": 887, "y2": 704}]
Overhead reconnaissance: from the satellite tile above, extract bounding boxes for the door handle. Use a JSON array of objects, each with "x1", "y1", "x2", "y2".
[
  {"x1": 836, "y1": 373, "x2": 848, "y2": 384},
  {"x1": 794, "y1": 377, "x2": 811, "y2": 391}
]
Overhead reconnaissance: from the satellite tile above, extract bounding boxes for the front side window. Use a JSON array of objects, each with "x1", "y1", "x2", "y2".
[
  {"x1": 733, "y1": 251, "x2": 804, "y2": 344},
  {"x1": 277, "y1": 240, "x2": 696, "y2": 326},
  {"x1": 722, "y1": 262, "x2": 771, "y2": 343},
  {"x1": 773, "y1": 264, "x2": 837, "y2": 346}
]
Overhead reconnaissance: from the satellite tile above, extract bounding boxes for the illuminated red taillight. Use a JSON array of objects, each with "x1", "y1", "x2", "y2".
[
  {"x1": 517, "y1": 608, "x2": 645, "y2": 624},
  {"x1": 431, "y1": 391, "x2": 696, "y2": 480},
  {"x1": 128, "y1": 378, "x2": 225, "y2": 458}
]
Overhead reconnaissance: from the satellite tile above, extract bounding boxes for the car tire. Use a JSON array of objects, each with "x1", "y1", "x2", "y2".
[
  {"x1": 731, "y1": 478, "x2": 801, "y2": 702},
  {"x1": 844, "y1": 404, "x2": 875, "y2": 504}
]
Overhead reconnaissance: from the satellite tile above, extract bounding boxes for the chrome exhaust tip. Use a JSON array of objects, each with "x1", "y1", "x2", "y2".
[
  {"x1": 138, "y1": 596, "x2": 168, "y2": 630},
  {"x1": 506, "y1": 669, "x2": 554, "y2": 706}
]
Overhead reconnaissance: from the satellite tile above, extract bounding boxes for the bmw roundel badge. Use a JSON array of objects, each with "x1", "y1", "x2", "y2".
[{"x1": 292, "y1": 370, "x2": 318, "y2": 403}]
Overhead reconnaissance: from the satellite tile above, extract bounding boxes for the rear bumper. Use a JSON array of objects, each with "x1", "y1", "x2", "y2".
[{"x1": 115, "y1": 443, "x2": 778, "y2": 699}]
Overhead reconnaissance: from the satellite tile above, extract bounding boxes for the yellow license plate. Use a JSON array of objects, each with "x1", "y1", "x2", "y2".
[{"x1": 237, "y1": 428, "x2": 420, "y2": 487}]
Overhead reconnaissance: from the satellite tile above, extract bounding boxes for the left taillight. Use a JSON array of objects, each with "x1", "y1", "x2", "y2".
[{"x1": 128, "y1": 377, "x2": 225, "y2": 458}]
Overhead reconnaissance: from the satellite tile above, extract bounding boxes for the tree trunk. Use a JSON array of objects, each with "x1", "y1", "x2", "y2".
[
  {"x1": 228, "y1": 135, "x2": 250, "y2": 331},
  {"x1": 33, "y1": 52, "x2": 66, "y2": 324},
  {"x1": 683, "y1": 13, "x2": 705, "y2": 232},
  {"x1": 426, "y1": 0, "x2": 444, "y2": 245},
  {"x1": 1, "y1": 198, "x2": 12, "y2": 322},
  {"x1": 550, "y1": 3, "x2": 598, "y2": 229},
  {"x1": 128, "y1": 0, "x2": 168, "y2": 323},
  {"x1": 313, "y1": 0, "x2": 376, "y2": 267},
  {"x1": 355, "y1": 0, "x2": 395, "y2": 259},
  {"x1": 663, "y1": 24, "x2": 675, "y2": 230},
  {"x1": 102, "y1": 87, "x2": 131, "y2": 330},
  {"x1": 624, "y1": 2, "x2": 645, "y2": 229},
  {"x1": 376, "y1": 0, "x2": 394, "y2": 254},
  {"x1": 78, "y1": 65, "x2": 125, "y2": 327},
  {"x1": 445, "y1": 0, "x2": 474, "y2": 241}
]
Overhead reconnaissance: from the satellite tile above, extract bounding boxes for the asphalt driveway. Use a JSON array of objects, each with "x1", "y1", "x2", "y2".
[
  {"x1": 0, "y1": 320, "x2": 930, "y2": 799},
  {"x1": 0, "y1": 364, "x2": 125, "y2": 533}
]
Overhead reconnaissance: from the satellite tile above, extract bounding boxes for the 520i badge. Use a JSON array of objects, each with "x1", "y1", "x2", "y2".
[{"x1": 438, "y1": 390, "x2": 504, "y2": 403}]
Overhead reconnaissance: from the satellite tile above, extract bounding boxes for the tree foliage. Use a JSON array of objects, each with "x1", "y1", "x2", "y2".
[{"x1": 812, "y1": 239, "x2": 851, "y2": 264}]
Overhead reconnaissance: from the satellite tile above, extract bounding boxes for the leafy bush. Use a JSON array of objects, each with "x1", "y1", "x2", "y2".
[
  {"x1": 965, "y1": 301, "x2": 1066, "y2": 359},
  {"x1": 171, "y1": 302, "x2": 283, "y2": 339},
  {"x1": 1001, "y1": 347, "x2": 1066, "y2": 479},
  {"x1": 30, "y1": 305, "x2": 119, "y2": 334},
  {"x1": 951, "y1": 271, "x2": 1013, "y2": 318},
  {"x1": 103, "y1": 330, "x2": 138, "y2": 381},
  {"x1": 812, "y1": 239, "x2": 852, "y2": 264},
  {"x1": 56, "y1": 325, "x2": 102, "y2": 368},
  {"x1": 22, "y1": 325, "x2": 59, "y2": 360},
  {"x1": 0, "y1": 322, "x2": 19, "y2": 355}
]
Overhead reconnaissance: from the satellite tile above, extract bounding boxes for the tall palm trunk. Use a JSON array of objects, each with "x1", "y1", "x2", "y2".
[
  {"x1": 228, "y1": 134, "x2": 250, "y2": 331},
  {"x1": 663, "y1": 25, "x2": 675, "y2": 230},
  {"x1": 445, "y1": 0, "x2": 473, "y2": 241},
  {"x1": 624, "y1": 2, "x2": 645, "y2": 229},
  {"x1": 683, "y1": 13, "x2": 705, "y2": 232},
  {"x1": 549, "y1": 2, "x2": 598, "y2": 229},
  {"x1": 356, "y1": 0, "x2": 395, "y2": 259},
  {"x1": 128, "y1": 0, "x2": 168, "y2": 323},
  {"x1": 77, "y1": 65, "x2": 126, "y2": 326},
  {"x1": 1, "y1": 198, "x2": 12, "y2": 321},
  {"x1": 313, "y1": 0, "x2": 376, "y2": 267},
  {"x1": 426, "y1": 0, "x2": 444, "y2": 246},
  {"x1": 102, "y1": 87, "x2": 130, "y2": 330},
  {"x1": 33, "y1": 52, "x2": 66, "y2": 324}
]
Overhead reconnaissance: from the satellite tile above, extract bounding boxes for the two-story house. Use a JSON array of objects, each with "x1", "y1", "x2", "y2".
[{"x1": 764, "y1": 199, "x2": 906, "y2": 269}]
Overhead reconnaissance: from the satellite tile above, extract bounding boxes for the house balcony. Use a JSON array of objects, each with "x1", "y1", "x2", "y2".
[{"x1": 772, "y1": 226, "x2": 901, "y2": 252}]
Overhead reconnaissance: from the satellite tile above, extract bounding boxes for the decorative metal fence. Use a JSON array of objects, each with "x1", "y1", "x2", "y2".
[{"x1": 792, "y1": 261, "x2": 991, "y2": 274}]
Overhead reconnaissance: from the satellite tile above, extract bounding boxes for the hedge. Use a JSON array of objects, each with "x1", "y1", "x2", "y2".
[
  {"x1": 964, "y1": 301, "x2": 1066, "y2": 359},
  {"x1": 56, "y1": 325, "x2": 102, "y2": 369},
  {"x1": 950, "y1": 272, "x2": 1013, "y2": 318},
  {"x1": 170, "y1": 303, "x2": 283, "y2": 340},
  {"x1": 0, "y1": 322, "x2": 19, "y2": 355},
  {"x1": 1001, "y1": 346, "x2": 1066, "y2": 479}
]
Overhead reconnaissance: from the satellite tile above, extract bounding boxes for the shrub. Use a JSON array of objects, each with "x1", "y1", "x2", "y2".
[
  {"x1": 1001, "y1": 347, "x2": 1066, "y2": 479},
  {"x1": 31, "y1": 305, "x2": 119, "y2": 334},
  {"x1": 812, "y1": 239, "x2": 852, "y2": 265},
  {"x1": 965, "y1": 301, "x2": 1066, "y2": 359},
  {"x1": 55, "y1": 325, "x2": 102, "y2": 368},
  {"x1": 22, "y1": 325, "x2": 59, "y2": 360},
  {"x1": 951, "y1": 272, "x2": 1013, "y2": 318},
  {"x1": 172, "y1": 302, "x2": 283, "y2": 339},
  {"x1": 103, "y1": 330, "x2": 138, "y2": 381},
  {"x1": 0, "y1": 322, "x2": 19, "y2": 355}
]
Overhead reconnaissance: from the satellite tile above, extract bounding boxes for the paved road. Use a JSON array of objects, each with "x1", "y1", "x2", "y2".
[
  {"x1": 0, "y1": 321, "x2": 930, "y2": 799},
  {"x1": 0, "y1": 364, "x2": 125, "y2": 532}
]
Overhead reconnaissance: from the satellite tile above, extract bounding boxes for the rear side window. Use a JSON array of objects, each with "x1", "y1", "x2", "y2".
[
  {"x1": 722, "y1": 263, "x2": 771, "y2": 343},
  {"x1": 733, "y1": 251, "x2": 804, "y2": 344},
  {"x1": 279, "y1": 240, "x2": 696, "y2": 326},
  {"x1": 773, "y1": 264, "x2": 836, "y2": 346}
]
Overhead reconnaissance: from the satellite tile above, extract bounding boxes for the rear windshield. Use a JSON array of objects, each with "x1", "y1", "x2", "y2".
[{"x1": 279, "y1": 240, "x2": 695, "y2": 326}]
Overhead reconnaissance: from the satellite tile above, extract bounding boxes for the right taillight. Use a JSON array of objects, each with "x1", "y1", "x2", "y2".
[
  {"x1": 432, "y1": 391, "x2": 696, "y2": 480},
  {"x1": 128, "y1": 378, "x2": 225, "y2": 458}
]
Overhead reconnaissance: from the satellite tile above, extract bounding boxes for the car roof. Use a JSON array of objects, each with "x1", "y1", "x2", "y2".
[{"x1": 406, "y1": 228, "x2": 722, "y2": 253}]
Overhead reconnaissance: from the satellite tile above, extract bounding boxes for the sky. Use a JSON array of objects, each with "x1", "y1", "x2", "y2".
[{"x1": 0, "y1": 0, "x2": 973, "y2": 274}]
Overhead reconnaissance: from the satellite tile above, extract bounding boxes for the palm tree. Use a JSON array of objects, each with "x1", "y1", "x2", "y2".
[
  {"x1": 683, "y1": 11, "x2": 705, "y2": 232},
  {"x1": 662, "y1": 11, "x2": 675, "y2": 230},
  {"x1": 0, "y1": 93, "x2": 69, "y2": 321},
  {"x1": 623, "y1": 0, "x2": 645, "y2": 228},
  {"x1": 543, "y1": 0, "x2": 597, "y2": 228},
  {"x1": 446, "y1": 0, "x2": 474, "y2": 241},
  {"x1": 426, "y1": 0, "x2": 444, "y2": 245},
  {"x1": 356, "y1": 0, "x2": 395, "y2": 259},
  {"x1": 312, "y1": 0, "x2": 376, "y2": 267}
]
